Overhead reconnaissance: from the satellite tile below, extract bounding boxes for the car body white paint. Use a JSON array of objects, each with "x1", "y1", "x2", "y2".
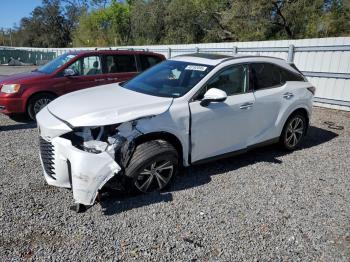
[{"x1": 37, "y1": 54, "x2": 314, "y2": 206}]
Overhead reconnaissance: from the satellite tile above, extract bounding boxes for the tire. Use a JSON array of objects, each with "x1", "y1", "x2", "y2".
[
  {"x1": 280, "y1": 113, "x2": 307, "y2": 151},
  {"x1": 27, "y1": 93, "x2": 56, "y2": 121},
  {"x1": 125, "y1": 140, "x2": 178, "y2": 193}
]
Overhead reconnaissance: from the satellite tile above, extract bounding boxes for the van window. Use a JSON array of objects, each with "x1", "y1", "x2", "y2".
[
  {"x1": 68, "y1": 56, "x2": 102, "y2": 76},
  {"x1": 140, "y1": 55, "x2": 163, "y2": 71},
  {"x1": 104, "y1": 55, "x2": 137, "y2": 73}
]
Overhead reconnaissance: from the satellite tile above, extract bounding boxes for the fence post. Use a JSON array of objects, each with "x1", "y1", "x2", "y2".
[
  {"x1": 167, "y1": 47, "x2": 172, "y2": 58},
  {"x1": 288, "y1": 44, "x2": 295, "y2": 63},
  {"x1": 232, "y1": 46, "x2": 237, "y2": 55}
]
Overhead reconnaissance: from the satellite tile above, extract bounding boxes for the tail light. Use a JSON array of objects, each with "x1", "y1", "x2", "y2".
[{"x1": 307, "y1": 86, "x2": 316, "y2": 95}]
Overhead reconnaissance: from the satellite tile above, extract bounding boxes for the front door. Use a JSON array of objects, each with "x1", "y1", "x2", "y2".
[
  {"x1": 58, "y1": 55, "x2": 105, "y2": 95},
  {"x1": 189, "y1": 64, "x2": 258, "y2": 162}
]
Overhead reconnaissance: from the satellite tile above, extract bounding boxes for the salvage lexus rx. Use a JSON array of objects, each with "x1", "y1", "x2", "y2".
[{"x1": 36, "y1": 53, "x2": 315, "y2": 211}]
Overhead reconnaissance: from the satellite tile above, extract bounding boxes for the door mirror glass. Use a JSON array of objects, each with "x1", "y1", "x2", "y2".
[
  {"x1": 63, "y1": 68, "x2": 77, "y2": 77},
  {"x1": 200, "y1": 88, "x2": 227, "y2": 106}
]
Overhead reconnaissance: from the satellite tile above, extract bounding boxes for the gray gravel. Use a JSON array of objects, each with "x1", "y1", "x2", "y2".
[{"x1": 0, "y1": 107, "x2": 349, "y2": 262}]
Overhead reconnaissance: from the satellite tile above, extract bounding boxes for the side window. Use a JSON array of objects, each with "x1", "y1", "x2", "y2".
[
  {"x1": 67, "y1": 59, "x2": 82, "y2": 75},
  {"x1": 106, "y1": 55, "x2": 137, "y2": 73},
  {"x1": 205, "y1": 65, "x2": 248, "y2": 96},
  {"x1": 279, "y1": 67, "x2": 305, "y2": 82},
  {"x1": 251, "y1": 63, "x2": 282, "y2": 90},
  {"x1": 67, "y1": 56, "x2": 102, "y2": 76},
  {"x1": 140, "y1": 55, "x2": 163, "y2": 71}
]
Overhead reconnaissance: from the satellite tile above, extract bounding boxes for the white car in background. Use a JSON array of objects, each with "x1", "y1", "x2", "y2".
[{"x1": 36, "y1": 53, "x2": 315, "y2": 212}]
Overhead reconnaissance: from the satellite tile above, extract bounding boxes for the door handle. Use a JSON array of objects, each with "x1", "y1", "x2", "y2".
[
  {"x1": 94, "y1": 79, "x2": 105, "y2": 82},
  {"x1": 239, "y1": 102, "x2": 254, "y2": 110},
  {"x1": 283, "y1": 92, "x2": 294, "y2": 99}
]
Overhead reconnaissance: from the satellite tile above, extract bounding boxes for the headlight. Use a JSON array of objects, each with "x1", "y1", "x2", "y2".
[
  {"x1": 62, "y1": 125, "x2": 127, "y2": 154},
  {"x1": 1, "y1": 84, "x2": 21, "y2": 94}
]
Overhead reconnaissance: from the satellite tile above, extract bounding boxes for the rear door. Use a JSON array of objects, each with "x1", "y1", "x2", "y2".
[
  {"x1": 102, "y1": 54, "x2": 138, "y2": 84},
  {"x1": 249, "y1": 63, "x2": 287, "y2": 144}
]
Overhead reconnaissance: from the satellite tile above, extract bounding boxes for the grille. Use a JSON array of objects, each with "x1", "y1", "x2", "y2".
[{"x1": 39, "y1": 137, "x2": 56, "y2": 180}]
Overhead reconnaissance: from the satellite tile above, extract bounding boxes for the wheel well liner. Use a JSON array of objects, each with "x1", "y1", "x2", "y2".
[{"x1": 133, "y1": 132, "x2": 184, "y2": 166}]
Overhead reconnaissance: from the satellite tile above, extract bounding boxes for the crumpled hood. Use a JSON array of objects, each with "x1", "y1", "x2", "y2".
[{"x1": 48, "y1": 83, "x2": 173, "y2": 127}]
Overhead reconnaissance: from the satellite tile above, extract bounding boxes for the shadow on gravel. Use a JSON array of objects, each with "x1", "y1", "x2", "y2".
[
  {"x1": 0, "y1": 122, "x2": 36, "y2": 132},
  {"x1": 101, "y1": 125, "x2": 338, "y2": 215}
]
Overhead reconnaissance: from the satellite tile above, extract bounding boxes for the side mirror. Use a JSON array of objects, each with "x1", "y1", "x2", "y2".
[
  {"x1": 200, "y1": 88, "x2": 227, "y2": 107},
  {"x1": 63, "y1": 68, "x2": 77, "y2": 77}
]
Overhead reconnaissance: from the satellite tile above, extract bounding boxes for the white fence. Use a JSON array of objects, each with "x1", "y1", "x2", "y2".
[{"x1": 1, "y1": 37, "x2": 350, "y2": 111}]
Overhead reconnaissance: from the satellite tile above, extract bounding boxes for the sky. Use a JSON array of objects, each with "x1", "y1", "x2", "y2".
[{"x1": 0, "y1": 0, "x2": 42, "y2": 29}]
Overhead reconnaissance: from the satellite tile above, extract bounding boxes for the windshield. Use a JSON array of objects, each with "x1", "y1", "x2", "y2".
[
  {"x1": 37, "y1": 53, "x2": 77, "y2": 74},
  {"x1": 122, "y1": 60, "x2": 213, "y2": 98}
]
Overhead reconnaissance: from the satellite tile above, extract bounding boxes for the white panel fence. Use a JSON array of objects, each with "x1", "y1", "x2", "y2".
[{"x1": 1, "y1": 37, "x2": 350, "y2": 111}]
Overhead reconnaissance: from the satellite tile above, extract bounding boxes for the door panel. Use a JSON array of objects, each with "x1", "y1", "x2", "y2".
[
  {"x1": 55, "y1": 55, "x2": 105, "y2": 95},
  {"x1": 249, "y1": 63, "x2": 288, "y2": 144},
  {"x1": 189, "y1": 64, "x2": 259, "y2": 162},
  {"x1": 190, "y1": 93, "x2": 257, "y2": 162},
  {"x1": 250, "y1": 85, "x2": 286, "y2": 144}
]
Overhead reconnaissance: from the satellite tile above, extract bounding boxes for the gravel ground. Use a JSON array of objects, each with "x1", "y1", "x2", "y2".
[{"x1": 0, "y1": 106, "x2": 349, "y2": 261}]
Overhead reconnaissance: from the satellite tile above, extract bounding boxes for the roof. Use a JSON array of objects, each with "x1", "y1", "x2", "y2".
[
  {"x1": 66, "y1": 49, "x2": 164, "y2": 57},
  {"x1": 170, "y1": 53, "x2": 285, "y2": 66},
  {"x1": 171, "y1": 53, "x2": 234, "y2": 66}
]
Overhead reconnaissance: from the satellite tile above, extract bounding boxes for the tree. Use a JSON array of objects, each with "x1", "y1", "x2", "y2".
[{"x1": 14, "y1": 0, "x2": 72, "y2": 47}]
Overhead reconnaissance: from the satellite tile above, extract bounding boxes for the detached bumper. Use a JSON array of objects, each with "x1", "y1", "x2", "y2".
[
  {"x1": 40, "y1": 136, "x2": 121, "y2": 205},
  {"x1": 37, "y1": 107, "x2": 121, "y2": 206}
]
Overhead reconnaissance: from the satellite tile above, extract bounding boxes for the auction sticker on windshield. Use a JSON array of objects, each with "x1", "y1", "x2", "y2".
[{"x1": 185, "y1": 65, "x2": 208, "y2": 71}]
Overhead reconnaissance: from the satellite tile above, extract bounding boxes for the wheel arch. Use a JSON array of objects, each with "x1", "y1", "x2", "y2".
[
  {"x1": 25, "y1": 91, "x2": 58, "y2": 112},
  {"x1": 133, "y1": 131, "x2": 185, "y2": 166},
  {"x1": 282, "y1": 107, "x2": 310, "y2": 136}
]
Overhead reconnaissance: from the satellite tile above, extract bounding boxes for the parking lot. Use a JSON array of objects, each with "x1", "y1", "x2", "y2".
[{"x1": 0, "y1": 67, "x2": 349, "y2": 261}]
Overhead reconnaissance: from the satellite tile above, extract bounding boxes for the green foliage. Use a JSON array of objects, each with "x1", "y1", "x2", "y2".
[{"x1": 4, "y1": 0, "x2": 350, "y2": 47}]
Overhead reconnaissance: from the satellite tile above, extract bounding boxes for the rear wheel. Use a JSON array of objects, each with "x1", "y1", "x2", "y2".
[
  {"x1": 125, "y1": 140, "x2": 178, "y2": 193},
  {"x1": 27, "y1": 93, "x2": 56, "y2": 120},
  {"x1": 280, "y1": 113, "x2": 307, "y2": 150}
]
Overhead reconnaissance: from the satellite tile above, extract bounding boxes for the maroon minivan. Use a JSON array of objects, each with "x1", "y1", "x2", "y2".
[{"x1": 0, "y1": 50, "x2": 165, "y2": 120}]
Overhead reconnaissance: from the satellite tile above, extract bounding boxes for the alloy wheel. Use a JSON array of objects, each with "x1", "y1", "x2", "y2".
[
  {"x1": 33, "y1": 98, "x2": 52, "y2": 115},
  {"x1": 135, "y1": 160, "x2": 174, "y2": 193},
  {"x1": 285, "y1": 116, "x2": 304, "y2": 148}
]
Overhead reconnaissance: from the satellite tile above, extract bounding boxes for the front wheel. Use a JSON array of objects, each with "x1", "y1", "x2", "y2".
[
  {"x1": 27, "y1": 93, "x2": 56, "y2": 120},
  {"x1": 280, "y1": 113, "x2": 307, "y2": 150},
  {"x1": 125, "y1": 140, "x2": 178, "y2": 193}
]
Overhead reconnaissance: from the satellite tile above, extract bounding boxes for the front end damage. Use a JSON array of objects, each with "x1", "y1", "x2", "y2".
[{"x1": 38, "y1": 110, "x2": 144, "y2": 210}]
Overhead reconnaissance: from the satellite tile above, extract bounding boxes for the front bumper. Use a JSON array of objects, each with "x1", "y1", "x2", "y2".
[
  {"x1": 37, "y1": 107, "x2": 121, "y2": 206},
  {"x1": 0, "y1": 95, "x2": 25, "y2": 115}
]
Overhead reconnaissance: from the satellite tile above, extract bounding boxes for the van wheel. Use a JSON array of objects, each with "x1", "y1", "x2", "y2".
[
  {"x1": 280, "y1": 113, "x2": 307, "y2": 151},
  {"x1": 27, "y1": 93, "x2": 56, "y2": 120},
  {"x1": 125, "y1": 140, "x2": 178, "y2": 193}
]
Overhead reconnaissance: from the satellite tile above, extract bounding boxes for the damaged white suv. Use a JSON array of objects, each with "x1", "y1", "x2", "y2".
[{"x1": 37, "y1": 53, "x2": 315, "y2": 211}]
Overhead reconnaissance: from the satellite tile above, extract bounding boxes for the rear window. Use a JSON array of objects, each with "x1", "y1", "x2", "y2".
[
  {"x1": 251, "y1": 63, "x2": 305, "y2": 91},
  {"x1": 140, "y1": 55, "x2": 163, "y2": 71}
]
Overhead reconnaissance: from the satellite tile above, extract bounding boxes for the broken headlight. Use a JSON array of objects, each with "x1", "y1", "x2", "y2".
[{"x1": 61, "y1": 124, "x2": 127, "y2": 155}]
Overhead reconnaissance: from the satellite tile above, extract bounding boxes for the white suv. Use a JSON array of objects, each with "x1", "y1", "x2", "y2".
[{"x1": 37, "y1": 53, "x2": 315, "y2": 211}]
